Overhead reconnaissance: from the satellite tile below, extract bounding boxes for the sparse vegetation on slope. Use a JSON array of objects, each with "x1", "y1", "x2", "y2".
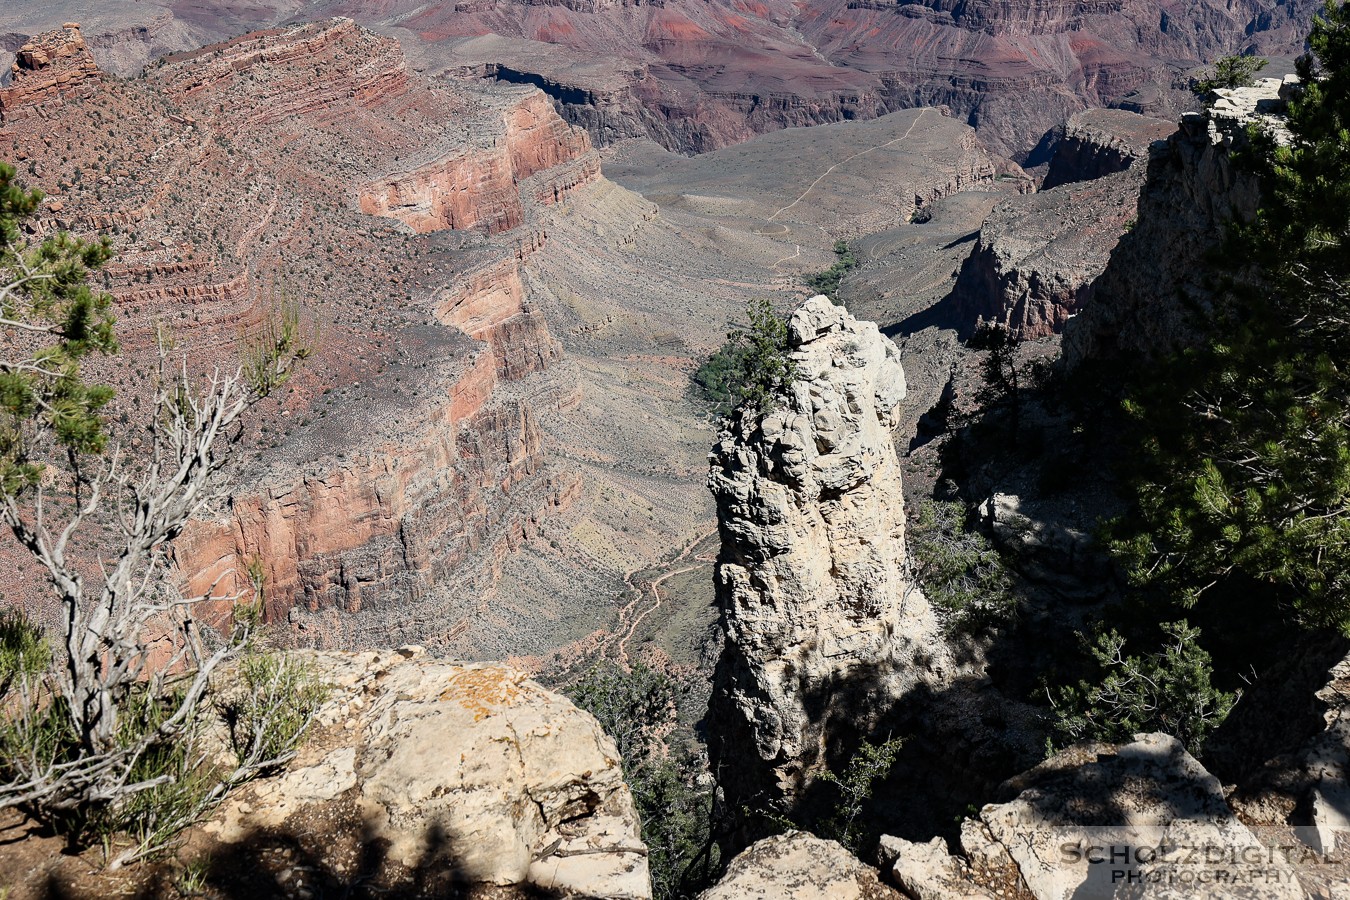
[
  {"x1": 908, "y1": 500, "x2": 1016, "y2": 634},
  {"x1": 0, "y1": 160, "x2": 322, "y2": 866}
]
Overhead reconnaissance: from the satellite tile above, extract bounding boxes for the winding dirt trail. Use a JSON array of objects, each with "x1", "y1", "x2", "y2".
[{"x1": 609, "y1": 530, "x2": 718, "y2": 669}]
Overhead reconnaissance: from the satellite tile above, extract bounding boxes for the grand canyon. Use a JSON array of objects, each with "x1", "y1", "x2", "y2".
[{"x1": 2, "y1": 0, "x2": 1350, "y2": 898}]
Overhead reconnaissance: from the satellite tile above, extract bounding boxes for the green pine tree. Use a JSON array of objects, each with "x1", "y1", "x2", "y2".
[{"x1": 1111, "y1": 1, "x2": 1350, "y2": 632}]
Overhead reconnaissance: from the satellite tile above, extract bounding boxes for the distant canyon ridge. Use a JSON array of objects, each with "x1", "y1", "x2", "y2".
[{"x1": 0, "y1": 0, "x2": 1318, "y2": 159}]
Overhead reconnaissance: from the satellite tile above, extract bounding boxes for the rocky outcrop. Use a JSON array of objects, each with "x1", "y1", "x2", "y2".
[
  {"x1": 154, "y1": 18, "x2": 413, "y2": 123},
  {"x1": 880, "y1": 733, "x2": 1306, "y2": 900},
  {"x1": 1041, "y1": 108, "x2": 1174, "y2": 189},
  {"x1": 204, "y1": 648, "x2": 651, "y2": 898},
  {"x1": 1063, "y1": 78, "x2": 1296, "y2": 365},
  {"x1": 700, "y1": 832, "x2": 902, "y2": 900},
  {"x1": 707, "y1": 296, "x2": 949, "y2": 812},
  {"x1": 360, "y1": 90, "x2": 599, "y2": 235},
  {"x1": 0, "y1": 23, "x2": 100, "y2": 122},
  {"x1": 949, "y1": 166, "x2": 1144, "y2": 339}
]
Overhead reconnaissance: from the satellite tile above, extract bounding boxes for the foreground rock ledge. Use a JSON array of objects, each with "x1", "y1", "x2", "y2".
[
  {"x1": 700, "y1": 832, "x2": 902, "y2": 900},
  {"x1": 881, "y1": 733, "x2": 1307, "y2": 900},
  {"x1": 204, "y1": 648, "x2": 651, "y2": 899}
]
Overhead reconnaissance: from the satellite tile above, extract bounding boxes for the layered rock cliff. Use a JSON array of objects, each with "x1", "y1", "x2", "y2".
[
  {"x1": 707, "y1": 296, "x2": 949, "y2": 812},
  {"x1": 0, "y1": 0, "x2": 1317, "y2": 159},
  {"x1": 1062, "y1": 77, "x2": 1293, "y2": 365},
  {"x1": 1041, "y1": 108, "x2": 1174, "y2": 189},
  {"x1": 948, "y1": 167, "x2": 1143, "y2": 339},
  {"x1": 0, "y1": 22, "x2": 99, "y2": 122},
  {"x1": 359, "y1": 91, "x2": 600, "y2": 235},
  {"x1": 0, "y1": 20, "x2": 593, "y2": 653}
]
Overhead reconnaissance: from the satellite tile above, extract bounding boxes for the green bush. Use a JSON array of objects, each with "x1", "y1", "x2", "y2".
[
  {"x1": 563, "y1": 662, "x2": 719, "y2": 899},
  {"x1": 908, "y1": 500, "x2": 1015, "y2": 633},
  {"x1": 691, "y1": 298, "x2": 797, "y2": 419},
  {"x1": 817, "y1": 736, "x2": 904, "y2": 853},
  {"x1": 804, "y1": 240, "x2": 858, "y2": 302},
  {"x1": 1192, "y1": 55, "x2": 1268, "y2": 96},
  {"x1": 1048, "y1": 620, "x2": 1237, "y2": 756},
  {"x1": 219, "y1": 652, "x2": 329, "y2": 770},
  {"x1": 0, "y1": 608, "x2": 49, "y2": 697}
]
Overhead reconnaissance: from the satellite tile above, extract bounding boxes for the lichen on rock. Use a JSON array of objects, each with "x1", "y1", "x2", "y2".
[{"x1": 203, "y1": 648, "x2": 651, "y2": 899}]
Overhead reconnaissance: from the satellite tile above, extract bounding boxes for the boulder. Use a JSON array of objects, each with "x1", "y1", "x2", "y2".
[
  {"x1": 700, "y1": 832, "x2": 902, "y2": 900},
  {"x1": 203, "y1": 648, "x2": 650, "y2": 899},
  {"x1": 877, "y1": 835, "x2": 998, "y2": 900},
  {"x1": 955, "y1": 733, "x2": 1302, "y2": 900}
]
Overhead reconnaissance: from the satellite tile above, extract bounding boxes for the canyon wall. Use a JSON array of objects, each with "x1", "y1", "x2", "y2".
[
  {"x1": 707, "y1": 296, "x2": 949, "y2": 812},
  {"x1": 0, "y1": 20, "x2": 594, "y2": 651},
  {"x1": 359, "y1": 91, "x2": 600, "y2": 235},
  {"x1": 948, "y1": 168, "x2": 1143, "y2": 339},
  {"x1": 1062, "y1": 78, "x2": 1290, "y2": 365},
  {"x1": 0, "y1": 0, "x2": 1317, "y2": 159}
]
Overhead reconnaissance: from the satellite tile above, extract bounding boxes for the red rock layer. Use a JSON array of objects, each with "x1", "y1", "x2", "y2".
[
  {"x1": 436, "y1": 259, "x2": 562, "y2": 380},
  {"x1": 0, "y1": 19, "x2": 589, "y2": 648},
  {"x1": 174, "y1": 358, "x2": 563, "y2": 623},
  {"x1": 359, "y1": 91, "x2": 600, "y2": 235},
  {"x1": 0, "y1": 23, "x2": 101, "y2": 122}
]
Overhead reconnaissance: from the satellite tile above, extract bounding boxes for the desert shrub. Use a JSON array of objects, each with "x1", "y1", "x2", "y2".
[
  {"x1": 804, "y1": 240, "x2": 859, "y2": 302},
  {"x1": 219, "y1": 652, "x2": 329, "y2": 771},
  {"x1": 690, "y1": 341, "x2": 754, "y2": 421},
  {"x1": 1048, "y1": 620, "x2": 1238, "y2": 756},
  {"x1": 816, "y1": 736, "x2": 904, "y2": 853},
  {"x1": 0, "y1": 608, "x2": 49, "y2": 697},
  {"x1": 692, "y1": 298, "x2": 797, "y2": 419},
  {"x1": 908, "y1": 500, "x2": 1015, "y2": 633},
  {"x1": 0, "y1": 158, "x2": 313, "y2": 865}
]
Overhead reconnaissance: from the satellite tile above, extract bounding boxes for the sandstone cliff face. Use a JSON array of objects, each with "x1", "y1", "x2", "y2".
[
  {"x1": 0, "y1": 0, "x2": 1317, "y2": 158},
  {"x1": 204, "y1": 648, "x2": 651, "y2": 898},
  {"x1": 359, "y1": 90, "x2": 600, "y2": 235},
  {"x1": 1062, "y1": 78, "x2": 1290, "y2": 365},
  {"x1": 707, "y1": 296, "x2": 949, "y2": 811},
  {"x1": 0, "y1": 22, "x2": 99, "y2": 122}
]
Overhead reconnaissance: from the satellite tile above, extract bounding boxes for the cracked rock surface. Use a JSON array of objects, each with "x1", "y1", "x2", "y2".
[{"x1": 204, "y1": 648, "x2": 650, "y2": 899}]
